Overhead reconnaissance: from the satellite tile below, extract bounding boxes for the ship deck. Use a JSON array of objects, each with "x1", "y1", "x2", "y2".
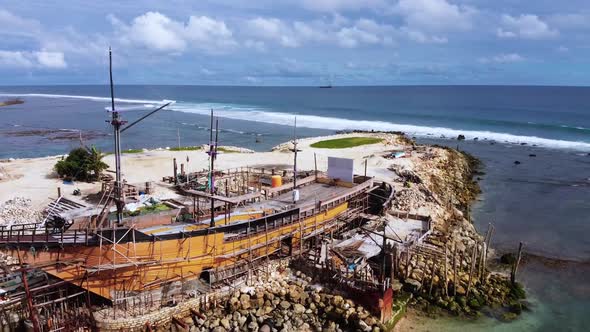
[
  {"x1": 140, "y1": 182, "x2": 353, "y2": 237},
  {"x1": 243, "y1": 182, "x2": 353, "y2": 212}
]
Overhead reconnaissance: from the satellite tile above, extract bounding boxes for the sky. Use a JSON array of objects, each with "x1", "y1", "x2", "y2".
[{"x1": 0, "y1": 0, "x2": 589, "y2": 86}]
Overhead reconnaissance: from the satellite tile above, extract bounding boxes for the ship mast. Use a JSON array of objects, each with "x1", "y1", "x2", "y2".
[
  {"x1": 109, "y1": 47, "x2": 125, "y2": 226},
  {"x1": 208, "y1": 110, "x2": 219, "y2": 227},
  {"x1": 107, "y1": 48, "x2": 172, "y2": 227},
  {"x1": 290, "y1": 116, "x2": 299, "y2": 202}
]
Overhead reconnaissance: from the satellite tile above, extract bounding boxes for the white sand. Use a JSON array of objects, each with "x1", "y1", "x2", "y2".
[{"x1": 0, "y1": 133, "x2": 414, "y2": 210}]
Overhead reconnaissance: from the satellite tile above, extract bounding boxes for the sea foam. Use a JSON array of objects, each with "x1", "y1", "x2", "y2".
[
  {"x1": 3, "y1": 93, "x2": 590, "y2": 151},
  {"x1": 172, "y1": 102, "x2": 590, "y2": 151}
]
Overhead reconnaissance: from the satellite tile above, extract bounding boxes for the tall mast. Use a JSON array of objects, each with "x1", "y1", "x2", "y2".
[
  {"x1": 209, "y1": 110, "x2": 218, "y2": 227},
  {"x1": 105, "y1": 48, "x2": 172, "y2": 228},
  {"x1": 109, "y1": 47, "x2": 123, "y2": 226},
  {"x1": 292, "y1": 116, "x2": 298, "y2": 197}
]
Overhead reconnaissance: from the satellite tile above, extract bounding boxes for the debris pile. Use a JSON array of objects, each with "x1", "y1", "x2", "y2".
[{"x1": 0, "y1": 197, "x2": 42, "y2": 226}]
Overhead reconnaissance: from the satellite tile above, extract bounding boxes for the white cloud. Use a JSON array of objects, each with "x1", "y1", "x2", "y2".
[
  {"x1": 110, "y1": 12, "x2": 236, "y2": 54},
  {"x1": 0, "y1": 9, "x2": 41, "y2": 38},
  {"x1": 0, "y1": 50, "x2": 67, "y2": 69},
  {"x1": 401, "y1": 28, "x2": 447, "y2": 44},
  {"x1": 0, "y1": 51, "x2": 34, "y2": 68},
  {"x1": 394, "y1": 0, "x2": 476, "y2": 32},
  {"x1": 245, "y1": 17, "x2": 302, "y2": 48},
  {"x1": 336, "y1": 19, "x2": 395, "y2": 47},
  {"x1": 244, "y1": 39, "x2": 266, "y2": 52},
  {"x1": 301, "y1": 0, "x2": 386, "y2": 12},
  {"x1": 245, "y1": 16, "x2": 394, "y2": 49},
  {"x1": 35, "y1": 51, "x2": 67, "y2": 68},
  {"x1": 479, "y1": 53, "x2": 525, "y2": 64},
  {"x1": 497, "y1": 14, "x2": 558, "y2": 40}
]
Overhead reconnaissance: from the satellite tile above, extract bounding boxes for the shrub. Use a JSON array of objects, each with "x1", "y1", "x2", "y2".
[{"x1": 54, "y1": 146, "x2": 108, "y2": 182}]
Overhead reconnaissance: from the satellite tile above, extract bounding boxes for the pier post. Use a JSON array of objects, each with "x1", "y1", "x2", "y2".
[
  {"x1": 511, "y1": 242, "x2": 524, "y2": 285},
  {"x1": 466, "y1": 245, "x2": 477, "y2": 298},
  {"x1": 452, "y1": 244, "x2": 457, "y2": 297},
  {"x1": 443, "y1": 244, "x2": 448, "y2": 297}
]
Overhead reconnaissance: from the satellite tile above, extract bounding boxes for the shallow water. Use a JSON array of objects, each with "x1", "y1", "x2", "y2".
[{"x1": 417, "y1": 138, "x2": 590, "y2": 331}]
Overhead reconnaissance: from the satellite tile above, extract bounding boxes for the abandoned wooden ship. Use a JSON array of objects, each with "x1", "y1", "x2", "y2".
[
  {"x1": 0, "y1": 50, "x2": 392, "y2": 315},
  {"x1": 1, "y1": 163, "x2": 387, "y2": 299}
]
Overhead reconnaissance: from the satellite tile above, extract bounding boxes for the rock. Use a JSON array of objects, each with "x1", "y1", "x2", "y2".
[
  {"x1": 501, "y1": 312, "x2": 519, "y2": 322},
  {"x1": 457, "y1": 134, "x2": 465, "y2": 140},
  {"x1": 391, "y1": 280, "x2": 403, "y2": 292},
  {"x1": 247, "y1": 321, "x2": 259, "y2": 331},
  {"x1": 456, "y1": 285, "x2": 466, "y2": 295},
  {"x1": 528, "y1": 154, "x2": 536, "y2": 157},
  {"x1": 358, "y1": 320, "x2": 372, "y2": 332},
  {"x1": 0, "y1": 197, "x2": 42, "y2": 226},
  {"x1": 293, "y1": 303, "x2": 305, "y2": 314},
  {"x1": 514, "y1": 160, "x2": 521, "y2": 165},
  {"x1": 468, "y1": 298, "x2": 481, "y2": 309},
  {"x1": 500, "y1": 253, "x2": 517, "y2": 265},
  {"x1": 211, "y1": 327, "x2": 226, "y2": 332},
  {"x1": 288, "y1": 286, "x2": 302, "y2": 302},
  {"x1": 279, "y1": 300, "x2": 291, "y2": 310},
  {"x1": 332, "y1": 295, "x2": 344, "y2": 307},
  {"x1": 403, "y1": 278, "x2": 422, "y2": 293},
  {"x1": 240, "y1": 294, "x2": 251, "y2": 309}
]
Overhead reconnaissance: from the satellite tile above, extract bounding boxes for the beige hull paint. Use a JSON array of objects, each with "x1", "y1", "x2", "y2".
[{"x1": 13, "y1": 202, "x2": 348, "y2": 299}]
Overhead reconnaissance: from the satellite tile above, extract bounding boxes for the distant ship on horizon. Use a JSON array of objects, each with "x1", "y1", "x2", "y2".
[{"x1": 318, "y1": 76, "x2": 333, "y2": 88}]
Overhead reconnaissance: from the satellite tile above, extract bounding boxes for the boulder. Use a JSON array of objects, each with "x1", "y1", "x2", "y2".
[
  {"x1": 220, "y1": 318, "x2": 230, "y2": 330},
  {"x1": 279, "y1": 300, "x2": 291, "y2": 310},
  {"x1": 293, "y1": 303, "x2": 306, "y2": 314},
  {"x1": 403, "y1": 278, "x2": 422, "y2": 293},
  {"x1": 240, "y1": 294, "x2": 251, "y2": 310}
]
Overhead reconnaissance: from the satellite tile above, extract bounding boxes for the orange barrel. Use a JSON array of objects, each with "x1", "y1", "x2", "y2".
[{"x1": 271, "y1": 175, "x2": 282, "y2": 188}]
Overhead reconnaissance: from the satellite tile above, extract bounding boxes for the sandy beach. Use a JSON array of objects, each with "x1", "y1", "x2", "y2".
[{"x1": 0, "y1": 133, "x2": 406, "y2": 210}]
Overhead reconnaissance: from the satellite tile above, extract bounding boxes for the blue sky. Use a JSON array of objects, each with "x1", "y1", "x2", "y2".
[{"x1": 0, "y1": 0, "x2": 589, "y2": 85}]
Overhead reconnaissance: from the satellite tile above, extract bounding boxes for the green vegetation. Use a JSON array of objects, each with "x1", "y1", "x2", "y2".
[
  {"x1": 54, "y1": 146, "x2": 108, "y2": 182},
  {"x1": 169, "y1": 146, "x2": 201, "y2": 151},
  {"x1": 123, "y1": 149, "x2": 143, "y2": 154},
  {"x1": 217, "y1": 147, "x2": 240, "y2": 153},
  {"x1": 310, "y1": 137, "x2": 383, "y2": 149},
  {"x1": 124, "y1": 203, "x2": 172, "y2": 217}
]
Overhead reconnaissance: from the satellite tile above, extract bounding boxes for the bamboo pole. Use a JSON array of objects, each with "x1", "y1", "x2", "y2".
[
  {"x1": 452, "y1": 244, "x2": 457, "y2": 297},
  {"x1": 443, "y1": 243, "x2": 448, "y2": 297},
  {"x1": 511, "y1": 242, "x2": 524, "y2": 285},
  {"x1": 428, "y1": 256, "x2": 437, "y2": 296},
  {"x1": 466, "y1": 245, "x2": 477, "y2": 298}
]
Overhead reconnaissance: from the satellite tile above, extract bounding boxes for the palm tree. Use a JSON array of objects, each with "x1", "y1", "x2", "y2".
[{"x1": 86, "y1": 146, "x2": 108, "y2": 181}]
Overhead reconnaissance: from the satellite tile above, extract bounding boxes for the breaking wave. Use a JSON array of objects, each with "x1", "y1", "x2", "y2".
[
  {"x1": 172, "y1": 102, "x2": 590, "y2": 151},
  {"x1": 3, "y1": 93, "x2": 590, "y2": 151}
]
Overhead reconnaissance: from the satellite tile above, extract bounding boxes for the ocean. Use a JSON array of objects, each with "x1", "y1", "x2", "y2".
[{"x1": 1, "y1": 85, "x2": 589, "y2": 330}]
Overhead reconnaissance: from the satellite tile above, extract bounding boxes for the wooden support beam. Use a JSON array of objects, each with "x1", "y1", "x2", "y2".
[
  {"x1": 172, "y1": 316, "x2": 187, "y2": 329},
  {"x1": 511, "y1": 242, "x2": 524, "y2": 285}
]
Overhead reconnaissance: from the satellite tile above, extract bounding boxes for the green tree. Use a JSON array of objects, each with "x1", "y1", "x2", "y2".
[{"x1": 54, "y1": 146, "x2": 108, "y2": 181}]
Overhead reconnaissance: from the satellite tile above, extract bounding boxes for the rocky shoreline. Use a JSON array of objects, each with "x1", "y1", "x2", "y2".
[
  {"x1": 387, "y1": 138, "x2": 528, "y2": 323},
  {"x1": 157, "y1": 136, "x2": 528, "y2": 331}
]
